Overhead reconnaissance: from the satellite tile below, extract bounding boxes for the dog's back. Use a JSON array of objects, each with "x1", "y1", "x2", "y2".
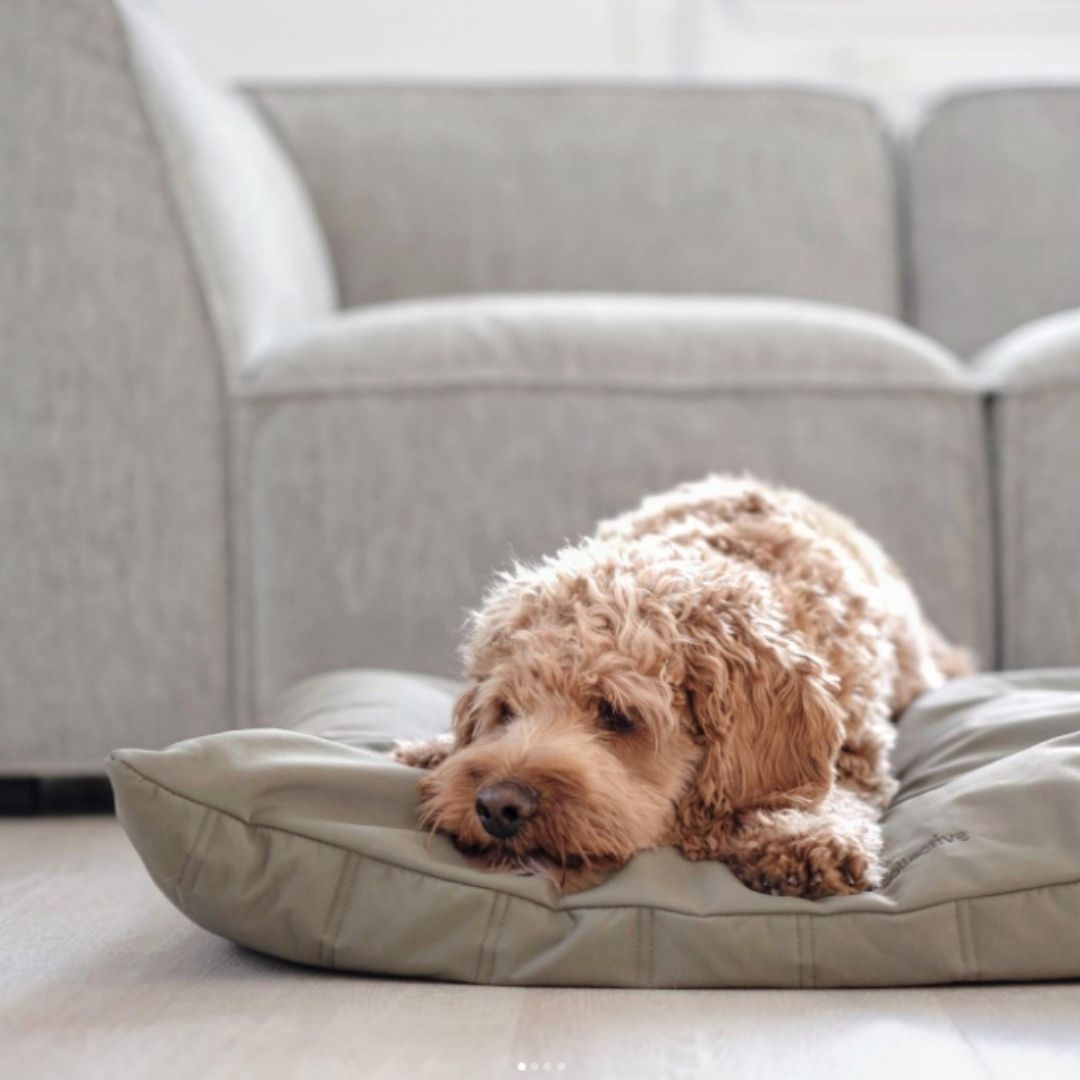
[{"x1": 597, "y1": 473, "x2": 973, "y2": 752}]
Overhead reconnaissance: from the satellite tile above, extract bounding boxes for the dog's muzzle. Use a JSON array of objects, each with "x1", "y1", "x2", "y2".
[{"x1": 474, "y1": 781, "x2": 538, "y2": 840}]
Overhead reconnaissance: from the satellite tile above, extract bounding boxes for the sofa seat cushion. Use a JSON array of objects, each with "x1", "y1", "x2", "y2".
[
  {"x1": 110, "y1": 667, "x2": 1080, "y2": 987},
  {"x1": 245, "y1": 294, "x2": 966, "y2": 397},
  {"x1": 231, "y1": 295, "x2": 992, "y2": 716}
]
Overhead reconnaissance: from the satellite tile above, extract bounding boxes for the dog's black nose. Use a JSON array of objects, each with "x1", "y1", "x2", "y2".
[{"x1": 475, "y1": 781, "x2": 538, "y2": 840}]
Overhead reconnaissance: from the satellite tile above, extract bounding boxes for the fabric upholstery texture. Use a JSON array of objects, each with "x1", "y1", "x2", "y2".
[
  {"x1": 910, "y1": 89, "x2": 1080, "y2": 357},
  {"x1": 234, "y1": 297, "x2": 992, "y2": 718},
  {"x1": 110, "y1": 667, "x2": 1080, "y2": 987},
  {"x1": 975, "y1": 312, "x2": 1080, "y2": 668},
  {"x1": 0, "y1": 0, "x2": 230, "y2": 771},
  {"x1": 116, "y1": 0, "x2": 337, "y2": 369},
  {"x1": 12, "y1": 1, "x2": 1080, "y2": 775},
  {"x1": 251, "y1": 85, "x2": 901, "y2": 317}
]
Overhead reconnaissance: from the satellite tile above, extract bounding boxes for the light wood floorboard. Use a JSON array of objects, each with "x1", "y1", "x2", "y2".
[{"x1": 2, "y1": 818, "x2": 1078, "y2": 1079}]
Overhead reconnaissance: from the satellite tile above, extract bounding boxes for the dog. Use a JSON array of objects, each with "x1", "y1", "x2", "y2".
[{"x1": 393, "y1": 475, "x2": 973, "y2": 897}]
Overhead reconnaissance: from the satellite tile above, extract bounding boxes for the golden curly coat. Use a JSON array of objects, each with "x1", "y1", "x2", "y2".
[{"x1": 395, "y1": 475, "x2": 972, "y2": 897}]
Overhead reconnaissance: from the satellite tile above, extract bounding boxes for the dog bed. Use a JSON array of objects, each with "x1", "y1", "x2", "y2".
[{"x1": 109, "y1": 668, "x2": 1080, "y2": 987}]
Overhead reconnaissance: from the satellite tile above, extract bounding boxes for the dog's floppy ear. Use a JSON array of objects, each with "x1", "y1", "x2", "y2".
[{"x1": 678, "y1": 601, "x2": 844, "y2": 818}]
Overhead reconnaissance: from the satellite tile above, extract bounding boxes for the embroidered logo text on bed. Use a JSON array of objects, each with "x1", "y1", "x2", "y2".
[{"x1": 881, "y1": 831, "x2": 970, "y2": 887}]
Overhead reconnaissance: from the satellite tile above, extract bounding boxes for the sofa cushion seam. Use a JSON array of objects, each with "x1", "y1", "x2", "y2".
[{"x1": 236, "y1": 379, "x2": 980, "y2": 404}]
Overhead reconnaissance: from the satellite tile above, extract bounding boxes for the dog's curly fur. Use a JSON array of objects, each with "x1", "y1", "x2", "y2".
[{"x1": 395, "y1": 475, "x2": 973, "y2": 897}]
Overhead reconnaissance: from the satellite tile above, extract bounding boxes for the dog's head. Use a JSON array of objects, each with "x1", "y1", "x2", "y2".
[{"x1": 418, "y1": 538, "x2": 844, "y2": 891}]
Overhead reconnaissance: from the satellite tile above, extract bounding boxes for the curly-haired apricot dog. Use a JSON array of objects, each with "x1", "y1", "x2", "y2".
[{"x1": 394, "y1": 475, "x2": 972, "y2": 897}]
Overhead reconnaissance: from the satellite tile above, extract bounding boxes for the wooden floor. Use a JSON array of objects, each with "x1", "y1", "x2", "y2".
[{"x1": 2, "y1": 818, "x2": 1079, "y2": 1080}]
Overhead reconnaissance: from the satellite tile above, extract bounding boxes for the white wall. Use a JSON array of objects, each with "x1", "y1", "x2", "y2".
[{"x1": 158, "y1": 0, "x2": 1080, "y2": 121}]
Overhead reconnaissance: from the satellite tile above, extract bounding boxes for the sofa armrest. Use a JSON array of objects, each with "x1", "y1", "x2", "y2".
[
  {"x1": 1, "y1": 0, "x2": 246, "y2": 772},
  {"x1": 1, "y1": 0, "x2": 338, "y2": 773},
  {"x1": 974, "y1": 308, "x2": 1080, "y2": 392},
  {"x1": 229, "y1": 295, "x2": 992, "y2": 719},
  {"x1": 974, "y1": 310, "x2": 1080, "y2": 667},
  {"x1": 117, "y1": 0, "x2": 337, "y2": 368}
]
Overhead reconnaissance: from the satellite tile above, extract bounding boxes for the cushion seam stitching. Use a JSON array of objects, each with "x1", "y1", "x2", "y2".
[
  {"x1": 320, "y1": 849, "x2": 353, "y2": 969},
  {"x1": 643, "y1": 911, "x2": 652, "y2": 989},
  {"x1": 240, "y1": 380, "x2": 979, "y2": 403},
  {"x1": 181, "y1": 809, "x2": 222, "y2": 915},
  {"x1": 635, "y1": 908, "x2": 644, "y2": 989},
  {"x1": 486, "y1": 894, "x2": 511, "y2": 985},
  {"x1": 795, "y1": 914, "x2": 806, "y2": 988},
  {"x1": 952, "y1": 900, "x2": 970, "y2": 979},
  {"x1": 112, "y1": 759, "x2": 1080, "y2": 920},
  {"x1": 473, "y1": 892, "x2": 500, "y2": 984},
  {"x1": 176, "y1": 805, "x2": 213, "y2": 913},
  {"x1": 331, "y1": 852, "x2": 361, "y2": 969},
  {"x1": 962, "y1": 899, "x2": 981, "y2": 981}
]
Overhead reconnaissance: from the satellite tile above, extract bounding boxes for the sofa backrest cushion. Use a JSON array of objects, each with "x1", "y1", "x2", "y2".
[
  {"x1": 910, "y1": 88, "x2": 1080, "y2": 357},
  {"x1": 253, "y1": 85, "x2": 900, "y2": 319}
]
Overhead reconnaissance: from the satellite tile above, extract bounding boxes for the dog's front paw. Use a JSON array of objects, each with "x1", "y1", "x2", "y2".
[
  {"x1": 391, "y1": 734, "x2": 455, "y2": 769},
  {"x1": 728, "y1": 831, "x2": 879, "y2": 899}
]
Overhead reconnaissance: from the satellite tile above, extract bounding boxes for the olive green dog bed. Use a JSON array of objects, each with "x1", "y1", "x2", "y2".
[{"x1": 109, "y1": 669, "x2": 1080, "y2": 987}]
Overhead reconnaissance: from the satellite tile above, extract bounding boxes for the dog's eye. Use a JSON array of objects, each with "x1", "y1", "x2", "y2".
[
  {"x1": 598, "y1": 701, "x2": 635, "y2": 734},
  {"x1": 497, "y1": 702, "x2": 516, "y2": 726}
]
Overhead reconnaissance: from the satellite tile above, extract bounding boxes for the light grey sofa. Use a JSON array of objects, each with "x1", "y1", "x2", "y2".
[{"x1": 4, "y1": 0, "x2": 1078, "y2": 775}]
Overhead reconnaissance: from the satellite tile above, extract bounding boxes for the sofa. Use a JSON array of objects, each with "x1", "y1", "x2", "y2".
[
  {"x1": 10, "y1": 0, "x2": 1080, "y2": 782},
  {"x1": 6, "y1": 0, "x2": 1080, "y2": 1072}
]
